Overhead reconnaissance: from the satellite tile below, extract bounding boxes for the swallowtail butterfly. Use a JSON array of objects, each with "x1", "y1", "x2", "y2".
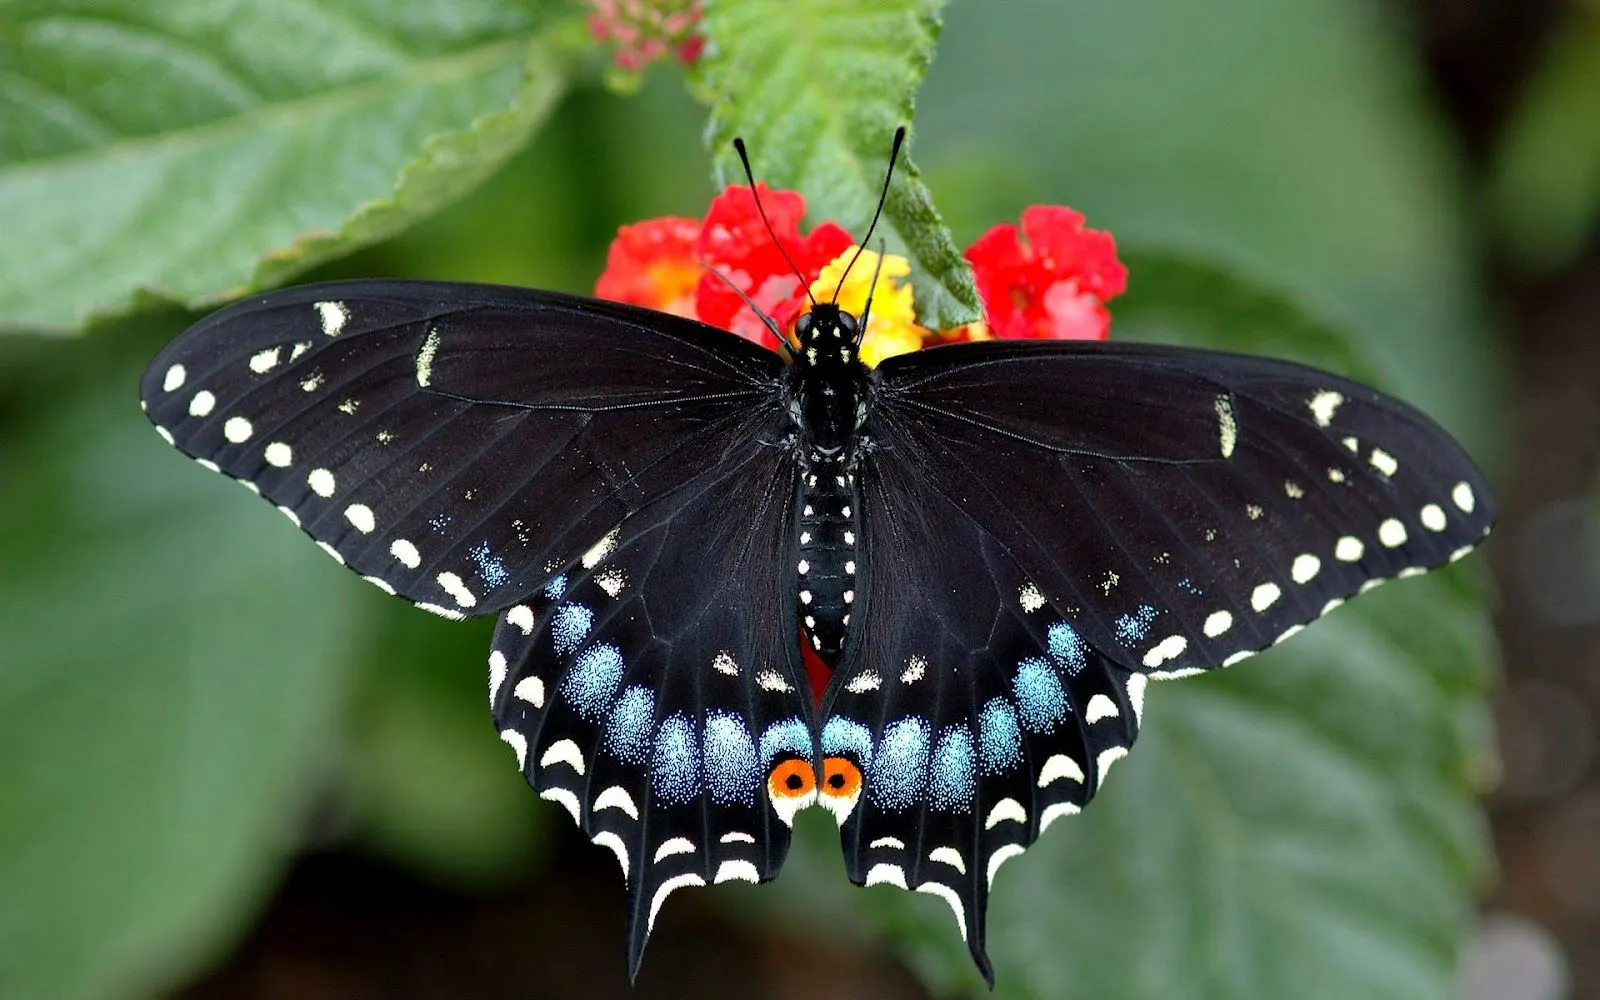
[{"x1": 140, "y1": 134, "x2": 1493, "y2": 983}]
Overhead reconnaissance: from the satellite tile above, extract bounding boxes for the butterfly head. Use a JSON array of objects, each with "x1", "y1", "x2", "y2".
[{"x1": 794, "y1": 304, "x2": 863, "y2": 367}]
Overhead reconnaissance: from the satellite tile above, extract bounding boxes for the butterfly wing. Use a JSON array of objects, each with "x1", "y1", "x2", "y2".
[
  {"x1": 488, "y1": 433, "x2": 814, "y2": 976},
  {"x1": 823, "y1": 339, "x2": 1494, "y2": 979},
  {"x1": 142, "y1": 280, "x2": 816, "y2": 971},
  {"x1": 140, "y1": 279, "x2": 787, "y2": 616}
]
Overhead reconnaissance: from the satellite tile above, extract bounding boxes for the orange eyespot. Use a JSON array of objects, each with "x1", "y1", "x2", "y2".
[
  {"x1": 767, "y1": 758, "x2": 817, "y2": 799},
  {"x1": 820, "y1": 756, "x2": 862, "y2": 800}
]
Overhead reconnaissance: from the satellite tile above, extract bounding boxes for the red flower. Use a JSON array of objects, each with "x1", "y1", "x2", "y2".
[
  {"x1": 593, "y1": 217, "x2": 701, "y2": 318},
  {"x1": 593, "y1": 189, "x2": 1126, "y2": 356},
  {"x1": 963, "y1": 205, "x2": 1126, "y2": 341},
  {"x1": 692, "y1": 184, "x2": 853, "y2": 349}
]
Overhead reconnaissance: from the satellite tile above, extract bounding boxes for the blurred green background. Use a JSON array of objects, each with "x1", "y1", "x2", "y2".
[{"x1": 2, "y1": 0, "x2": 1598, "y2": 997}]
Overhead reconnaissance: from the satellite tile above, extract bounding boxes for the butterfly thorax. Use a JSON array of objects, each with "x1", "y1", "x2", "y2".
[{"x1": 787, "y1": 304, "x2": 869, "y2": 665}]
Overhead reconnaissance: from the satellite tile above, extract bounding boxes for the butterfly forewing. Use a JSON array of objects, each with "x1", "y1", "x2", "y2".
[
  {"x1": 140, "y1": 281, "x2": 785, "y2": 617},
  {"x1": 870, "y1": 340, "x2": 1494, "y2": 675}
]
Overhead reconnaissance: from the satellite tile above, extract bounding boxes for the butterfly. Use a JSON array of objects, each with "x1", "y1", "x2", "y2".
[{"x1": 139, "y1": 133, "x2": 1494, "y2": 984}]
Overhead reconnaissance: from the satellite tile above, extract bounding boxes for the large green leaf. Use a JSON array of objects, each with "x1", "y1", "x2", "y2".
[
  {"x1": 0, "y1": 0, "x2": 574, "y2": 333},
  {"x1": 0, "y1": 340, "x2": 361, "y2": 998},
  {"x1": 694, "y1": 0, "x2": 982, "y2": 330}
]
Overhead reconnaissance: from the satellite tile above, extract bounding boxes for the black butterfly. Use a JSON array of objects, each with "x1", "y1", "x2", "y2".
[{"x1": 139, "y1": 141, "x2": 1493, "y2": 985}]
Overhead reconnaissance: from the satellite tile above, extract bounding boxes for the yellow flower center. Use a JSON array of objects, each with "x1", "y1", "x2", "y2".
[{"x1": 808, "y1": 248, "x2": 927, "y2": 367}]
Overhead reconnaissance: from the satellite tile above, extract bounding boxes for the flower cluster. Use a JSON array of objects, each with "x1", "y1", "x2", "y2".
[
  {"x1": 586, "y1": 0, "x2": 704, "y2": 72},
  {"x1": 595, "y1": 184, "x2": 1126, "y2": 363}
]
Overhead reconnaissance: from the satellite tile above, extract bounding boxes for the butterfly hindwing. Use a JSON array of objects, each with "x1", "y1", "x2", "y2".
[
  {"x1": 821, "y1": 444, "x2": 1144, "y2": 982},
  {"x1": 140, "y1": 280, "x2": 785, "y2": 618},
  {"x1": 486, "y1": 440, "x2": 815, "y2": 976}
]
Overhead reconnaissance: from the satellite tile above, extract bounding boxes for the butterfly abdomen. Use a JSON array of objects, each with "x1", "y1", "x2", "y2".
[{"x1": 796, "y1": 458, "x2": 860, "y2": 661}]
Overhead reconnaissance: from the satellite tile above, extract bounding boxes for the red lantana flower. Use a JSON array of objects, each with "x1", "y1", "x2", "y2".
[
  {"x1": 963, "y1": 205, "x2": 1126, "y2": 342},
  {"x1": 593, "y1": 188, "x2": 1125, "y2": 358},
  {"x1": 586, "y1": 0, "x2": 704, "y2": 72}
]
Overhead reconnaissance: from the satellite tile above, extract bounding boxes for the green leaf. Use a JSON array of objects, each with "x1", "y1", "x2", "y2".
[
  {"x1": 1488, "y1": 9, "x2": 1600, "y2": 272},
  {"x1": 0, "y1": 1, "x2": 576, "y2": 333},
  {"x1": 0, "y1": 344, "x2": 361, "y2": 998},
  {"x1": 694, "y1": 0, "x2": 982, "y2": 330}
]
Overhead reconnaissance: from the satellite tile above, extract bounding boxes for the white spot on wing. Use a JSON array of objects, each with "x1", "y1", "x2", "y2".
[
  {"x1": 344, "y1": 503, "x2": 376, "y2": 534},
  {"x1": 1141, "y1": 634, "x2": 1187, "y2": 668},
  {"x1": 300, "y1": 372, "x2": 324, "y2": 393},
  {"x1": 390, "y1": 538, "x2": 421, "y2": 568},
  {"x1": 915, "y1": 882, "x2": 968, "y2": 942},
  {"x1": 712, "y1": 651, "x2": 739, "y2": 676},
  {"x1": 1251, "y1": 582, "x2": 1281, "y2": 612},
  {"x1": 1452, "y1": 481, "x2": 1476, "y2": 513},
  {"x1": 437, "y1": 571, "x2": 477, "y2": 608},
  {"x1": 540, "y1": 787, "x2": 581, "y2": 824},
  {"x1": 1379, "y1": 518, "x2": 1408, "y2": 548},
  {"x1": 1335, "y1": 536, "x2": 1364, "y2": 562},
  {"x1": 540, "y1": 738, "x2": 585, "y2": 775},
  {"x1": 1420, "y1": 503, "x2": 1447, "y2": 531},
  {"x1": 581, "y1": 528, "x2": 620, "y2": 569},
  {"x1": 415, "y1": 328, "x2": 441, "y2": 387},
  {"x1": 315, "y1": 300, "x2": 349, "y2": 336},
  {"x1": 900, "y1": 656, "x2": 927, "y2": 684},
  {"x1": 1126, "y1": 673, "x2": 1149, "y2": 726},
  {"x1": 507, "y1": 604, "x2": 535, "y2": 634},
  {"x1": 362, "y1": 576, "x2": 395, "y2": 595},
  {"x1": 1369, "y1": 448, "x2": 1398, "y2": 477},
  {"x1": 188, "y1": 390, "x2": 216, "y2": 417},
  {"x1": 1038, "y1": 754, "x2": 1085, "y2": 786},
  {"x1": 756, "y1": 670, "x2": 794, "y2": 693},
  {"x1": 1095, "y1": 746, "x2": 1129, "y2": 788},
  {"x1": 307, "y1": 468, "x2": 336, "y2": 497},
  {"x1": 1308, "y1": 390, "x2": 1344, "y2": 426},
  {"x1": 592, "y1": 831, "x2": 630, "y2": 882},
  {"x1": 264, "y1": 441, "x2": 292, "y2": 467},
  {"x1": 513, "y1": 676, "x2": 544, "y2": 708},
  {"x1": 1291, "y1": 553, "x2": 1321, "y2": 584},
  {"x1": 500, "y1": 729, "x2": 528, "y2": 770},
  {"x1": 715, "y1": 860, "x2": 761, "y2": 885},
  {"x1": 415, "y1": 602, "x2": 466, "y2": 621},
  {"x1": 249, "y1": 347, "x2": 281, "y2": 374},
  {"x1": 595, "y1": 785, "x2": 638, "y2": 819},
  {"x1": 864, "y1": 863, "x2": 907, "y2": 889},
  {"x1": 653, "y1": 837, "x2": 695, "y2": 863},
  {"x1": 488, "y1": 650, "x2": 507, "y2": 704},
  {"x1": 846, "y1": 671, "x2": 881, "y2": 694},
  {"x1": 1040, "y1": 802, "x2": 1082, "y2": 832},
  {"x1": 316, "y1": 541, "x2": 344, "y2": 565},
  {"x1": 1085, "y1": 694, "x2": 1120, "y2": 723},
  {"x1": 1019, "y1": 581, "x2": 1046, "y2": 613},
  {"x1": 987, "y1": 844, "x2": 1026, "y2": 888},
  {"x1": 985, "y1": 797, "x2": 1027, "y2": 830},
  {"x1": 155, "y1": 426, "x2": 175, "y2": 445},
  {"x1": 869, "y1": 836, "x2": 905, "y2": 850},
  {"x1": 929, "y1": 846, "x2": 966, "y2": 874},
  {"x1": 1215, "y1": 395, "x2": 1237, "y2": 458},
  {"x1": 162, "y1": 364, "x2": 186, "y2": 392},
  {"x1": 1204, "y1": 610, "x2": 1233, "y2": 637},
  {"x1": 648, "y1": 873, "x2": 706, "y2": 932},
  {"x1": 721, "y1": 831, "x2": 757, "y2": 845},
  {"x1": 595, "y1": 567, "x2": 627, "y2": 597}
]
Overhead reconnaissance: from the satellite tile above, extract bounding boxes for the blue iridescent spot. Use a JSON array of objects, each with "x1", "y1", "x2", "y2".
[
  {"x1": 979, "y1": 698, "x2": 1023, "y2": 775},
  {"x1": 550, "y1": 603, "x2": 593, "y2": 655},
  {"x1": 758, "y1": 716, "x2": 812, "y2": 765},
  {"x1": 1048, "y1": 621, "x2": 1087, "y2": 675},
  {"x1": 604, "y1": 685, "x2": 654, "y2": 763},
  {"x1": 928, "y1": 724, "x2": 976, "y2": 812},
  {"x1": 544, "y1": 574, "x2": 567, "y2": 601},
  {"x1": 652, "y1": 712, "x2": 700, "y2": 805},
  {"x1": 1013, "y1": 657, "x2": 1068, "y2": 733},
  {"x1": 869, "y1": 717, "x2": 930, "y2": 811},
  {"x1": 470, "y1": 541, "x2": 510, "y2": 588},
  {"x1": 821, "y1": 716, "x2": 873, "y2": 769},
  {"x1": 703, "y1": 711, "x2": 759, "y2": 806},
  {"x1": 1178, "y1": 577, "x2": 1203, "y2": 596},
  {"x1": 561, "y1": 642, "x2": 624, "y2": 720},
  {"x1": 1115, "y1": 605, "x2": 1158, "y2": 645},
  {"x1": 429, "y1": 513, "x2": 451, "y2": 532}
]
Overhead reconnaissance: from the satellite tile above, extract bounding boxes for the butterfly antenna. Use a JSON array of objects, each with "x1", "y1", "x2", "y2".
[
  {"x1": 698, "y1": 261, "x2": 793, "y2": 359},
  {"x1": 733, "y1": 137, "x2": 818, "y2": 309},
  {"x1": 855, "y1": 240, "x2": 888, "y2": 345},
  {"x1": 832, "y1": 126, "x2": 906, "y2": 303}
]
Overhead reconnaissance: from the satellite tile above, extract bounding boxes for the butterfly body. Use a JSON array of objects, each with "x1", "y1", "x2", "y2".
[
  {"x1": 141, "y1": 279, "x2": 1493, "y2": 985},
  {"x1": 787, "y1": 303, "x2": 870, "y2": 662}
]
